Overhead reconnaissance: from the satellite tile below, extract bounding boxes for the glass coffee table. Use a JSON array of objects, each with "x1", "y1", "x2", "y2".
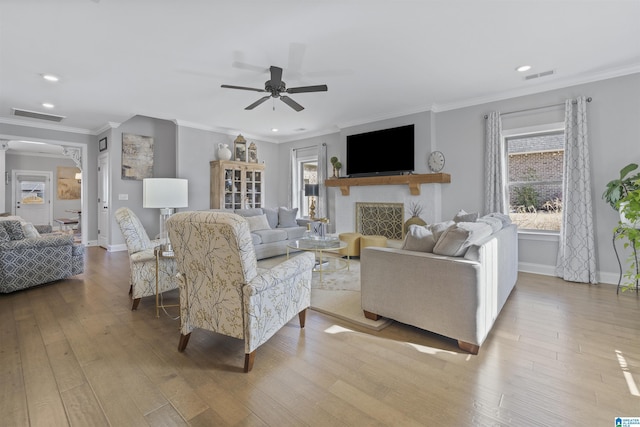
[{"x1": 287, "y1": 237, "x2": 348, "y2": 282}]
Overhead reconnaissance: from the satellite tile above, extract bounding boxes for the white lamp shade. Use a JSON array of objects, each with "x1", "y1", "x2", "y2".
[{"x1": 143, "y1": 178, "x2": 188, "y2": 208}]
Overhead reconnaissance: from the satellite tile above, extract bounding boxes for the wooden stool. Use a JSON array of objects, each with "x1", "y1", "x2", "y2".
[
  {"x1": 338, "y1": 232, "x2": 363, "y2": 257},
  {"x1": 360, "y1": 235, "x2": 388, "y2": 251}
]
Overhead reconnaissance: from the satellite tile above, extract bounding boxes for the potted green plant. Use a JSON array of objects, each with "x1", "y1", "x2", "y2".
[
  {"x1": 607, "y1": 165, "x2": 640, "y2": 292},
  {"x1": 602, "y1": 163, "x2": 640, "y2": 212},
  {"x1": 330, "y1": 156, "x2": 342, "y2": 178}
]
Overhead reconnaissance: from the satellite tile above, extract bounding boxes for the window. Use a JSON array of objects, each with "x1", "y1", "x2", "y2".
[
  {"x1": 298, "y1": 159, "x2": 317, "y2": 217},
  {"x1": 504, "y1": 124, "x2": 564, "y2": 232}
]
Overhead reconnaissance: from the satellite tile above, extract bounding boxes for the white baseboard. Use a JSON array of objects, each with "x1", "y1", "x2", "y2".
[
  {"x1": 108, "y1": 243, "x2": 127, "y2": 252},
  {"x1": 518, "y1": 262, "x2": 618, "y2": 286}
]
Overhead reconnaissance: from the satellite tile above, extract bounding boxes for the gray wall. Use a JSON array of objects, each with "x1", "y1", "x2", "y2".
[{"x1": 107, "y1": 115, "x2": 177, "y2": 245}]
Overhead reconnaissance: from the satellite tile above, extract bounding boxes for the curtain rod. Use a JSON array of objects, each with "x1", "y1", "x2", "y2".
[
  {"x1": 292, "y1": 143, "x2": 325, "y2": 151},
  {"x1": 484, "y1": 97, "x2": 592, "y2": 119}
]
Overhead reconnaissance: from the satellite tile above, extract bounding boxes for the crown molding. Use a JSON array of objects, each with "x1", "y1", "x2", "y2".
[
  {"x1": 336, "y1": 105, "x2": 431, "y2": 131},
  {"x1": 0, "y1": 116, "x2": 94, "y2": 135},
  {"x1": 432, "y1": 64, "x2": 640, "y2": 113}
]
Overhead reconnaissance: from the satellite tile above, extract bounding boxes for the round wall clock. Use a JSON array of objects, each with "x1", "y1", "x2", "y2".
[{"x1": 428, "y1": 151, "x2": 445, "y2": 172}]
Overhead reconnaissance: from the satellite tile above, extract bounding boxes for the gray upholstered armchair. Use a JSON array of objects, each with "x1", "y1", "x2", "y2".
[
  {"x1": 167, "y1": 211, "x2": 315, "y2": 372},
  {"x1": 115, "y1": 207, "x2": 179, "y2": 310}
]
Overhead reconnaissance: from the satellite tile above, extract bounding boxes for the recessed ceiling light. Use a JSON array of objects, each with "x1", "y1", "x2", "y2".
[
  {"x1": 42, "y1": 103, "x2": 55, "y2": 109},
  {"x1": 271, "y1": 128, "x2": 279, "y2": 132},
  {"x1": 42, "y1": 74, "x2": 59, "y2": 82},
  {"x1": 516, "y1": 65, "x2": 532, "y2": 72}
]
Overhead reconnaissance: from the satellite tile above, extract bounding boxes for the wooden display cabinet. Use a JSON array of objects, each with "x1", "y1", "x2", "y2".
[{"x1": 210, "y1": 160, "x2": 265, "y2": 209}]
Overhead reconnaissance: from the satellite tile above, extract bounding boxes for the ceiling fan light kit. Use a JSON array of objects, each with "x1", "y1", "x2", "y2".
[{"x1": 222, "y1": 65, "x2": 327, "y2": 112}]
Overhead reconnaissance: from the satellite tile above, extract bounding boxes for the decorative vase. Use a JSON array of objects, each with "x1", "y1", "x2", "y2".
[
  {"x1": 403, "y1": 215, "x2": 427, "y2": 235},
  {"x1": 217, "y1": 143, "x2": 232, "y2": 161}
]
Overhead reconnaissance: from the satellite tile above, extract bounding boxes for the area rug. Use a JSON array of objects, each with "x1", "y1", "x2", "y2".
[{"x1": 257, "y1": 255, "x2": 393, "y2": 331}]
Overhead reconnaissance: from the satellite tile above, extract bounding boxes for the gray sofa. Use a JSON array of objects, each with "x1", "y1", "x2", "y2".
[
  {"x1": 227, "y1": 207, "x2": 309, "y2": 260},
  {"x1": 0, "y1": 219, "x2": 84, "y2": 293},
  {"x1": 361, "y1": 217, "x2": 518, "y2": 354}
]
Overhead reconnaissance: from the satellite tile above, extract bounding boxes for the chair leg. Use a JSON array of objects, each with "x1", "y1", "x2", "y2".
[
  {"x1": 298, "y1": 308, "x2": 306, "y2": 328},
  {"x1": 178, "y1": 333, "x2": 191, "y2": 352},
  {"x1": 363, "y1": 310, "x2": 379, "y2": 320},
  {"x1": 129, "y1": 284, "x2": 133, "y2": 295},
  {"x1": 131, "y1": 298, "x2": 141, "y2": 310},
  {"x1": 457, "y1": 340, "x2": 480, "y2": 355},
  {"x1": 244, "y1": 351, "x2": 256, "y2": 373}
]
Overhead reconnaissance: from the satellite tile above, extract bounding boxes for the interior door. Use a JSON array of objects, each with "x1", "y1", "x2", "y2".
[
  {"x1": 98, "y1": 153, "x2": 109, "y2": 248},
  {"x1": 13, "y1": 171, "x2": 52, "y2": 225}
]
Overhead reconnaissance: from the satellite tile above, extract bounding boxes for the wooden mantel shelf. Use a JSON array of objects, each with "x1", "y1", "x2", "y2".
[{"x1": 325, "y1": 173, "x2": 451, "y2": 196}]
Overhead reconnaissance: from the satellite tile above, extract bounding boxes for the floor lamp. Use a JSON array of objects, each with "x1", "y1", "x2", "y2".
[
  {"x1": 143, "y1": 178, "x2": 188, "y2": 251},
  {"x1": 304, "y1": 183, "x2": 319, "y2": 219}
]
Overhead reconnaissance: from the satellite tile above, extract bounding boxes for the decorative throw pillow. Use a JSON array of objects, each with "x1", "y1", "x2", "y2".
[
  {"x1": 22, "y1": 223, "x2": 41, "y2": 239},
  {"x1": 277, "y1": 207, "x2": 299, "y2": 228},
  {"x1": 402, "y1": 224, "x2": 437, "y2": 253},
  {"x1": 262, "y1": 207, "x2": 279, "y2": 229},
  {"x1": 245, "y1": 214, "x2": 271, "y2": 232},
  {"x1": 235, "y1": 208, "x2": 263, "y2": 217},
  {"x1": 428, "y1": 220, "x2": 455, "y2": 242},
  {"x1": 1, "y1": 220, "x2": 25, "y2": 240},
  {"x1": 0, "y1": 226, "x2": 9, "y2": 243},
  {"x1": 433, "y1": 221, "x2": 493, "y2": 257},
  {"x1": 486, "y1": 212, "x2": 512, "y2": 226},
  {"x1": 453, "y1": 209, "x2": 479, "y2": 223},
  {"x1": 477, "y1": 215, "x2": 503, "y2": 233}
]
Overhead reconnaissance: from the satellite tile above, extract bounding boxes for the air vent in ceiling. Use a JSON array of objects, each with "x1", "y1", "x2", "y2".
[
  {"x1": 524, "y1": 70, "x2": 555, "y2": 80},
  {"x1": 12, "y1": 108, "x2": 66, "y2": 122}
]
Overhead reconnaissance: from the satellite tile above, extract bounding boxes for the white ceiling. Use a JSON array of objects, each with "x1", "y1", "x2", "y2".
[{"x1": 1, "y1": 0, "x2": 639, "y2": 144}]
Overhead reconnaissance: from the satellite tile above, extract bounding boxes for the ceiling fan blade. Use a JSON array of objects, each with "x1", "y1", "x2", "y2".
[
  {"x1": 231, "y1": 61, "x2": 269, "y2": 73},
  {"x1": 221, "y1": 84, "x2": 266, "y2": 92},
  {"x1": 286, "y1": 84, "x2": 328, "y2": 94},
  {"x1": 245, "y1": 96, "x2": 271, "y2": 110},
  {"x1": 270, "y1": 66, "x2": 283, "y2": 88},
  {"x1": 280, "y1": 95, "x2": 304, "y2": 112}
]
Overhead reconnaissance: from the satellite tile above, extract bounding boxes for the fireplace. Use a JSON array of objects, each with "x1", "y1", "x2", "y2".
[{"x1": 355, "y1": 202, "x2": 404, "y2": 240}]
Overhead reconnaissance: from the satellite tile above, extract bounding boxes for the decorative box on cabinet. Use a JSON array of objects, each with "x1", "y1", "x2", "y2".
[{"x1": 210, "y1": 160, "x2": 265, "y2": 210}]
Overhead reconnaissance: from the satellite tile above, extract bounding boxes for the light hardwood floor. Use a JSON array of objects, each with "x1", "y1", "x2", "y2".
[{"x1": 1, "y1": 247, "x2": 639, "y2": 426}]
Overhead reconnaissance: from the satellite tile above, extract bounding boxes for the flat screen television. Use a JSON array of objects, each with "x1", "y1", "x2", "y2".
[{"x1": 346, "y1": 124, "x2": 414, "y2": 177}]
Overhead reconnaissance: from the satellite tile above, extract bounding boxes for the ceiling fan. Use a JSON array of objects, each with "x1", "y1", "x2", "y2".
[{"x1": 221, "y1": 65, "x2": 327, "y2": 112}]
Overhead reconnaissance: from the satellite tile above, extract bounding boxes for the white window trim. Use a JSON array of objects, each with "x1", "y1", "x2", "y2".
[{"x1": 502, "y1": 122, "x2": 565, "y2": 235}]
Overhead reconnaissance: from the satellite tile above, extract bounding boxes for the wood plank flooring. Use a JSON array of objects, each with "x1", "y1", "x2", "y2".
[{"x1": 1, "y1": 246, "x2": 639, "y2": 426}]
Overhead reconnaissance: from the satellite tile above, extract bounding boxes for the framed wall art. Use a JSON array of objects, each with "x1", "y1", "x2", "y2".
[
  {"x1": 99, "y1": 137, "x2": 108, "y2": 152},
  {"x1": 122, "y1": 133, "x2": 154, "y2": 180},
  {"x1": 57, "y1": 166, "x2": 81, "y2": 200},
  {"x1": 234, "y1": 134, "x2": 247, "y2": 162},
  {"x1": 248, "y1": 142, "x2": 258, "y2": 163}
]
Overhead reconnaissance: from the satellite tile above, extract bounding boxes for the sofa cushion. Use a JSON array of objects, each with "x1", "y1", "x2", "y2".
[
  {"x1": 253, "y1": 229, "x2": 288, "y2": 244},
  {"x1": 402, "y1": 224, "x2": 437, "y2": 252},
  {"x1": 0, "y1": 226, "x2": 9, "y2": 243},
  {"x1": 262, "y1": 207, "x2": 279, "y2": 229},
  {"x1": 477, "y1": 215, "x2": 503, "y2": 233},
  {"x1": 250, "y1": 233, "x2": 262, "y2": 245},
  {"x1": 245, "y1": 214, "x2": 271, "y2": 232},
  {"x1": 429, "y1": 220, "x2": 455, "y2": 241},
  {"x1": 284, "y1": 226, "x2": 307, "y2": 240},
  {"x1": 433, "y1": 221, "x2": 493, "y2": 257},
  {"x1": 22, "y1": 223, "x2": 41, "y2": 239},
  {"x1": 453, "y1": 209, "x2": 479, "y2": 223},
  {"x1": 235, "y1": 208, "x2": 263, "y2": 217},
  {"x1": 1, "y1": 220, "x2": 25, "y2": 240},
  {"x1": 277, "y1": 207, "x2": 298, "y2": 228}
]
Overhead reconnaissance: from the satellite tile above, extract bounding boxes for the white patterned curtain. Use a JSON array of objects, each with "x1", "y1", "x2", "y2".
[
  {"x1": 556, "y1": 96, "x2": 597, "y2": 284},
  {"x1": 484, "y1": 111, "x2": 507, "y2": 214},
  {"x1": 288, "y1": 148, "x2": 297, "y2": 208},
  {"x1": 316, "y1": 143, "x2": 328, "y2": 219}
]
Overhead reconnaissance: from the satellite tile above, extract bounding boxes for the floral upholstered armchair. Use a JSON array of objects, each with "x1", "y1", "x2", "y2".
[
  {"x1": 115, "y1": 207, "x2": 179, "y2": 310},
  {"x1": 166, "y1": 211, "x2": 315, "y2": 372}
]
